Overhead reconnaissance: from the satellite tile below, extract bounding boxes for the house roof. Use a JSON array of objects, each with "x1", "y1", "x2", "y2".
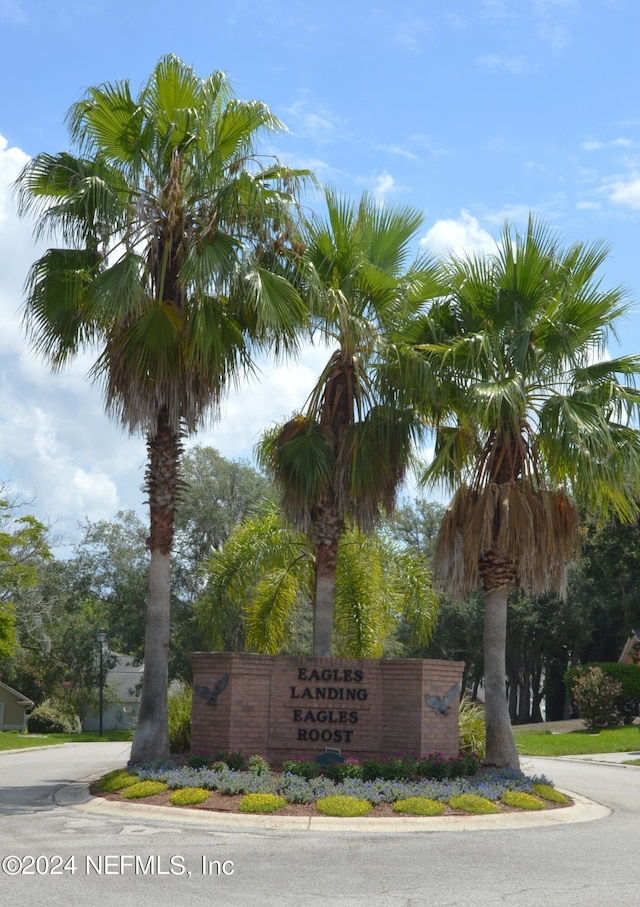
[
  {"x1": 0, "y1": 680, "x2": 33, "y2": 705},
  {"x1": 618, "y1": 630, "x2": 640, "y2": 664}
]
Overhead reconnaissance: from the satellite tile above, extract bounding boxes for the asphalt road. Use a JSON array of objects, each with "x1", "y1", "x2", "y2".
[{"x1": 1, "y1": 742, "x2": 639, "y2": 906}]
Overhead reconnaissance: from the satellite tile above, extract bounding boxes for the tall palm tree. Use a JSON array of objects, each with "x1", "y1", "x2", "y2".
[
  {"x1": 16, "y1": 55, "x2": 308, "y2": 762},
  {"x1": 196, "y1": 501, "x2": 438, "y2": 657},
  {"x1": 413, "y1": 216, "x2": 640, "y2": 767},
  {"x1": 257, "y1": 189, "x2": 440, "y2": 656}
]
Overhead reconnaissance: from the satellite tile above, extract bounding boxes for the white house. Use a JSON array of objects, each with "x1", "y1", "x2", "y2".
[{"x1": 83, "y1": 655, "x2": 142, "y2": 732}]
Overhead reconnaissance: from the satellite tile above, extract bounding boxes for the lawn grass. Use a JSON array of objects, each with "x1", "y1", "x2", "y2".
[
  {"x1": 0, "y1": 730, "x2": 133, "y2": 750},
  {"x1": 513, "y1": 724, "x2": 640, "y2": 756}
]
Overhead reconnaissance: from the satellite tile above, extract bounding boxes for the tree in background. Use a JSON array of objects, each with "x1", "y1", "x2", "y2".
[
  {"x1": 17, "y1": 56, "x2": 308, "y2": 761},
  {"x1": 69, "y1": 511, "x2": 149, "y2": 662},
  {"x1": 258, "y1": 189, "x2": 440, "y2": 656},
  {"x1": 412, "y1": 216, "x2": 640, "y2": 767},
  {"x1": 0, "y1": 493, "x2": 52, "y2": 666},
  {"x1": 173, "y1": 446, "x2": 273, "y2": 598}
]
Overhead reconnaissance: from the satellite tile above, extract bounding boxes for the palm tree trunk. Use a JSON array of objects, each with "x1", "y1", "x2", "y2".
[
  {"x1": 483, "y1": 585, "x2": 520, "y2": 768},
  {"x1": 129, "y1": 549, "x2": 171, "y2": 762},
  {"x1": 130, "y1": 408, "x2": 180, "y2": 763},
  {"x1": 313, "y1": 539, "x2": 338, "y2": 657}
]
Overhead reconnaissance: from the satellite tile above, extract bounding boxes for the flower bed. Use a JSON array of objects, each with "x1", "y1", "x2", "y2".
[{"x1": 94, "y1": 752, "x2": 571, "y2": 817}]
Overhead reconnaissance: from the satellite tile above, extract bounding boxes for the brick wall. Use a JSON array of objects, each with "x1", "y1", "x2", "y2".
[{"x1": 191, "y1": 653, "x2": 464, "y2": 766}]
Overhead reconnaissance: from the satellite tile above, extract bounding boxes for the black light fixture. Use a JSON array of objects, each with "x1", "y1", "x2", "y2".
[{"x1": 97, "y1": 628, "x2": 108, "y2": 736}]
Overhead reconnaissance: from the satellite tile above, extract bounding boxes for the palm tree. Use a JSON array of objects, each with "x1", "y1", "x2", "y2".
[
  {"x1": 16, "y1": 55, "x2": 308, "y2": 762},
  {"x1": 257, "y1": 189, "x2": 440, "y2": 656},
  {"x1": 196, "y1": 501, "x2": 438, "y2": 657},
  {"x1": 413, "y1": 216, "x2": 640, "y2": 768}
]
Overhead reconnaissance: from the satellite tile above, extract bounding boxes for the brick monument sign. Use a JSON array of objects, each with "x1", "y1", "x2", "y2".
[{"x1": 191, "y1": 653, "x2": 464, "y2": 766}]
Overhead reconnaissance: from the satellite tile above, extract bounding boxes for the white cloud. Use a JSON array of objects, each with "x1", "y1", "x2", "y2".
[
  {"x1": 371, "y1": 171, "x2": 395, "y2": 201},
  {"x1": 284, "y1": 100, "x2": 340, "y2": 144},
  {"x1": 192, "y1": 345, "x2": 330, "y2": 460},
  {"x1": 376, "y1": 144, "x2": 419, "y2": 162},
  {"x1": 605, "y1": 177, "x2": 640, "y2": 209},
  {"x1": 484, "y1": 204, "x2": 536, "y2": 226},
  {"x1": 420, "y1": 211, "x2": 496, "y2": 258},
  {"x1": 582, "y1": 138, "x2": 633, "y2": 151}
]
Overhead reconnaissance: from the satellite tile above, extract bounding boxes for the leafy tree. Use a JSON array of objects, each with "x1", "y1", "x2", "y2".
[
  {"x1": 17, "y1": 55, "x2": 308, "y2": 761},
  {"x1": 0, "y1": 495, "x2": 52, "y2": 664},
  {"x1": 413, "y1": 216, "x2": 640, "y2": 767},
  {"x1": 4, "y1": 548, "x2": 120, "y2": 716},
  {"x1": 69, "y1": 511, "x2": 149, "y2": 661},
  {"x1": 389, "y1": 498, "x2": 446, "y2": 561},
  {"x1": 567, "y1": 515, "x2": 640, "y2": 663},
  {"x1": 173, "y1": 446, "x2": 273, "y2": 596},
  {"x1": 197, "y1": 502, "x2": 438, "y2": 657},
  {"x1": 258, "y1": 189, "x2": 439, "y2": 656}
]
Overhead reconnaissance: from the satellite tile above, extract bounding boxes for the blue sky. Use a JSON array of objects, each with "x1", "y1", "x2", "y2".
[{"x1": 1, "y1": 0, "x2": 640, "y2": 540}]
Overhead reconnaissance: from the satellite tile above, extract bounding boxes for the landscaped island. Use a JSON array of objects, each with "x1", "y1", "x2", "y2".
[{"x1": 94, "y1": 751, "x2": 570, "y2": 818}]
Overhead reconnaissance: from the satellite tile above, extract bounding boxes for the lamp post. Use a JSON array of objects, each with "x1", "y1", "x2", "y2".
[{"x1": 97, "y1": 628, "x2": 107, "y2": 736}]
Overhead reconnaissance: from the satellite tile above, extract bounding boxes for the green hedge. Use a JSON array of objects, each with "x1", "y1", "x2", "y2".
[{"x1": 565, "y1": 662, "x2": 640, "y2": 724}]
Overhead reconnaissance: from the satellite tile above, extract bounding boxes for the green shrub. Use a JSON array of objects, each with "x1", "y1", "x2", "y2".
[
  {"x1": 361, "y1": 759, "x2": 385, "y2": 781},
  {"x1": 187, "y1": 754, "x2": 211, "y2": 769},
  {"x1": 120, "y1": 781, "x2": 168, "y2": 799},
  {"x1": 248, "y1": 755, "x2": 270, "y2": 776},
  {"x1": 566, "y1": 662, "x2": 640, "y2": 725},
  {"x1": 169, "y1": 787, "x2": 210, "y2": 806},
  {"x1": 238, "y1": 793, "x2": 286, "y2": 814},
  {"x1": 459, "y1": 695, "x2": 486, "y2": 759},
  {"x1": 315, "y1": 795, "x2": 372, "y2": 817},
  {"x1": 450, "y1": 751, "x2": 481, "y2": 777},
  {"x1": 282, "y1": 752, "x2": 481, "y2": 784},
  {"x1": 568, "y1": 666, "x2": 622, "y2": 730},
  {"x1": 168, "y1": 683, "x2": 192, "y2": 753},
  {"x1": 27, "y1": 700, "x2": 81, "y2": 735},
  {"x1": 501, "y1": 791, "x2": 545, "y2": 810},
  {"x1": 215, "y1": 750, "x2": 245, "y2": 771},
  {"x1": 448, "y1": 794, "x2": 498, "y2": 814},
  {"x1": 188, "y1": 750, "x2": 245, "y2": 770},
  {"x1": 281, "y1": 760, "x2": 320, "y2": 780},
  {"x1": 96, "y1": 769, "x2": 140, "y2": 793},
  {"x1": 414, "y1": 754, "x2": 447, "y2": 781},
  {"x1": 533, "y1": 783, "x2": 569, "y2": 805},
  {"x1": 324, "y1": 759, "x2": 363, "y2": 782},
  {"x1": 392, "y1": 797, "x2": 445, "y2": 816}
]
